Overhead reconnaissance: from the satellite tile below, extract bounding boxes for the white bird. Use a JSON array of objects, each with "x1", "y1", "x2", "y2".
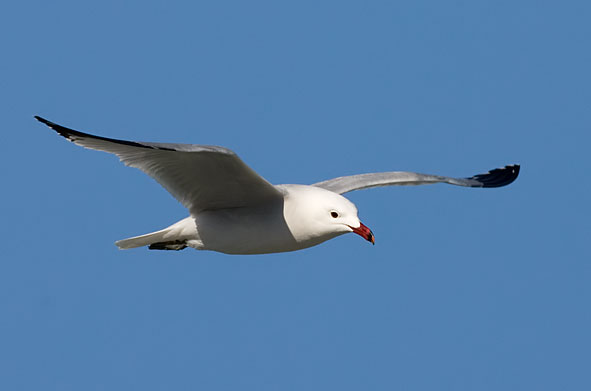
[{"x1": 36, "y1": 116, "x2": 520, "y2": 255}]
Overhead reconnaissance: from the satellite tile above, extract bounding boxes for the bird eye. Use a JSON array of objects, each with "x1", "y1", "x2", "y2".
[{"x1": 330, "y1": 211, "x2": 339, "y2": 218}]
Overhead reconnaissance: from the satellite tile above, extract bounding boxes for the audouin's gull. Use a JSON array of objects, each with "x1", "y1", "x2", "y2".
[{"x1": 36, "y1": 116, "x2": 520, "y2": 255}]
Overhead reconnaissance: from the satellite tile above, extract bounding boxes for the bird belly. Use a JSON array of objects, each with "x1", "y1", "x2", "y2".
[{"x1": 194, "y1": 206, "x2": 305, "y2": 254}]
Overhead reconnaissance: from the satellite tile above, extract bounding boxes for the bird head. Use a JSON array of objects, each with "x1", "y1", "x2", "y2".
[{"x1": 281, "y1": 185, "x2": 375, "y2": 245}]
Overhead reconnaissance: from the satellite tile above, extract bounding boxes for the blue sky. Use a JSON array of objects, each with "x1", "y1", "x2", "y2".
[{"x1": 1, "y1": 0, "x2": 590, "y2": 389}]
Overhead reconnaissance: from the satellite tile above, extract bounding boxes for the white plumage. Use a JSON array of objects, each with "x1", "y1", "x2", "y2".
[{"x1": 36, "y1": 116, "x2": 519, "y2": 255}]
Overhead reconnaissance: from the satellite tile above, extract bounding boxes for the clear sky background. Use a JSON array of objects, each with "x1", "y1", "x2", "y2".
[{"x1": 1, "y1": 1, "x2": 590, "y2": 390}]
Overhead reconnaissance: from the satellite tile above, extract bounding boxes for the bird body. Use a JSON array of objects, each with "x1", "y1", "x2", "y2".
[
  {"x1": 36, "y1": 116, "x2": 519, "y2": 255},
  {"x1": 117, "y1": 185, "x2": 362, "y2": 254}
]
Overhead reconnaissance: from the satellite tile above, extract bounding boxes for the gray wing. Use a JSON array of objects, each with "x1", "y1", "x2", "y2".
[
  {"x1": 312, "y1": 165, "x2": 520, "y2": 195},
  {"x1": 36, "y1": 116, "x2": 283, "y2": 213}
]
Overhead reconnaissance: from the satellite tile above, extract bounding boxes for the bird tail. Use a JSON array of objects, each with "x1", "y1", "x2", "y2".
[
  {"x1": 115, "y1": 228, "x2": 177, "y2": 250},
  {"x1": 115, "y1": 217, "x2": 197, "y2": 251}
]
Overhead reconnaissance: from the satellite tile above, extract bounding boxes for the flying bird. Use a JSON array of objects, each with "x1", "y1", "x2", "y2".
[{"x1": 36, "y1": 116, "x2": 520, "y2": 255}]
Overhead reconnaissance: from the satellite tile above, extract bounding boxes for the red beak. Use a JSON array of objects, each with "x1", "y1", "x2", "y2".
[{"x1": 350, "y1": 222, "x2": 375, "y2": 245}]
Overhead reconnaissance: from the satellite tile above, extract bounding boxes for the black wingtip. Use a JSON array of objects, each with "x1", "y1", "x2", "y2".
[
  {"x1": 468, "y1": 164, "x2": 520, "y2": 188},
  {"x1": 34, "y1": 115, "x2": 82, "y2": 142},
  {"x1": 34, "y1": 115, "x2": 50, "y2": 125},
  {"x1": 34, "y1": 115, "x2": 59, "y2": 129},
  {"x1": 35, "y1": 116, "x2": 178, "y2": 151}
]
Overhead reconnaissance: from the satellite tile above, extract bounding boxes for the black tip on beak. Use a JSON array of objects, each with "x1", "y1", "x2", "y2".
[{"x1": 350, "y1": 222, "x2": 375, "y2": 245}]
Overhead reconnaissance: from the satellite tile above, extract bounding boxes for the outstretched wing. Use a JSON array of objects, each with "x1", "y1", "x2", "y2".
[
  {"x1": 36, "y1": 116, "x2": 283, "y2": 213},
  {"x1": 312, "y1": 165, "x2": 520, "y2": 195}
]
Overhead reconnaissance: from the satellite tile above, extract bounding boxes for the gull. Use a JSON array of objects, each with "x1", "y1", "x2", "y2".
[{"x1": 36, "y1": 116, "x2": 520, "y2": 255}]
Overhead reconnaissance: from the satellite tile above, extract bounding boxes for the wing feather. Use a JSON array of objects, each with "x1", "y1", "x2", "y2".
[
  {"x1": 312, "y1": 165, "x2": 520, "y2": 194},
  {"x1": 36, "y1": 116, "x2": 282, "y2": 213}
]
